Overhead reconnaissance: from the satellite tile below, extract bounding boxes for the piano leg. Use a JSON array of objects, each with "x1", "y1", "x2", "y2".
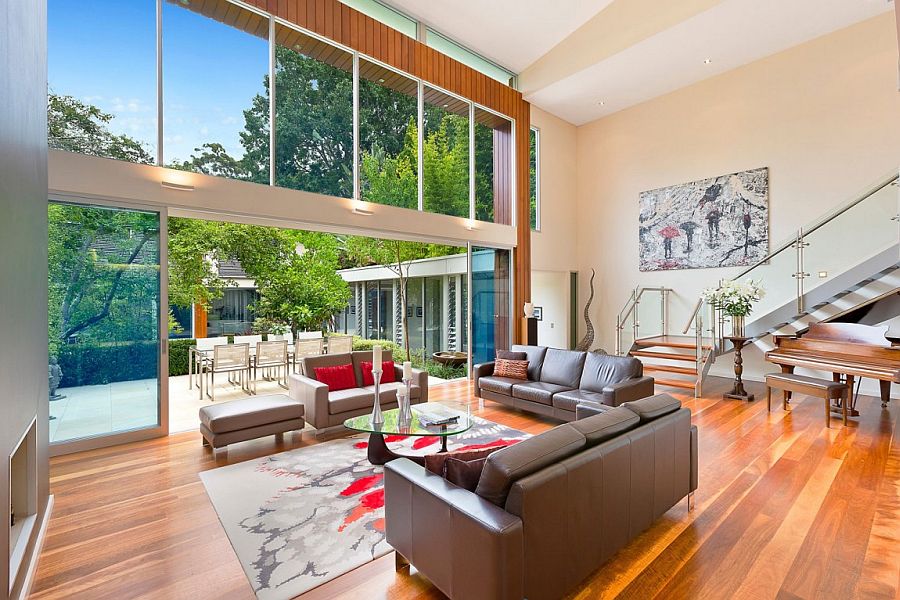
[
  {"x1": 880, "y1": 380, "x2": 891, "y2": 408},
  {"x1": 781, "y1": 365, "x2": 794, "y2": 403}
]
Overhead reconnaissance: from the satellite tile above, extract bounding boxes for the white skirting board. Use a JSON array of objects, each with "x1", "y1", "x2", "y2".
[{"x1": 11, "y1": 494, "x2": 53, "y2": 600}]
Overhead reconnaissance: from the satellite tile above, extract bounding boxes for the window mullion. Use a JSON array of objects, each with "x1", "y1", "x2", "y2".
[
  {"x1": 268, "y1": 17, "x2": 276, "y2": 186},
  {"x1": 353, "y1": 52, "x2": 360, "y2": 200},
  {"x1": 417, "y1": 80, "x2": 424, "y2": 212},
  {"x1": 469, "y1": 102, "x2": 475, "y2": 221}
]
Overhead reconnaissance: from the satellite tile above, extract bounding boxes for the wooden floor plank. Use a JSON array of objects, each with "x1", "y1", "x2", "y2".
[{"x1": 29, "y1": 377, "x2": 899, "y2": 600}]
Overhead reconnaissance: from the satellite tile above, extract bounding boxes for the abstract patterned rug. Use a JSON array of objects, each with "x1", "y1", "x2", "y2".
[{"x1": 199, "y1": 417, "x2": 528, "y2": 599}]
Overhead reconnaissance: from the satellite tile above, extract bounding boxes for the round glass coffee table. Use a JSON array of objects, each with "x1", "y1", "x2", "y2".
[{"x1": 344, "y1": 403, "x2": 473, "y2": 465}]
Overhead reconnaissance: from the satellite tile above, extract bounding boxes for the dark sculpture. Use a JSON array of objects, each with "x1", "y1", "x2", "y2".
[
  {"x1": 49, "y1": 356, "x2": 65, "y2": 401},
  {"x1": 575, "y1": 269, "x2": 597, "y2": 352}
]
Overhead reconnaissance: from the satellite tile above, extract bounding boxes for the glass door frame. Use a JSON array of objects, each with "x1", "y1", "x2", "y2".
[
  {"x1": 48, "y1": 193, "x2": 170, "y2": 457},
  {"x1": 466, "y1": 243, "x2": 514, "y2": 378}
]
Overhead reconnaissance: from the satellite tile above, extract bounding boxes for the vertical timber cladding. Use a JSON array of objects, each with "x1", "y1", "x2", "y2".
[{"x1": 243, "y1": 0, "x2": 532, "y2": 343}]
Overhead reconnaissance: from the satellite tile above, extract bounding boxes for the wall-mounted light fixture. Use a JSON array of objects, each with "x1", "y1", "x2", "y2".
[
  {"x1": 465, "y1": 219, "x2": 477, "y2": 231},
  {"x1": 160, "y1": 180, "x2": 194, "y2": 192},
  {"x1": 351, "y1": 200, "x2": 373, "y2": 216}
]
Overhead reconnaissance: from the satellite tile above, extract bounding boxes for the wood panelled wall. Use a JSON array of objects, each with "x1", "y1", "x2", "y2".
[{"x1": 241, "y1": 0, "x2": 532, "y2": 341}]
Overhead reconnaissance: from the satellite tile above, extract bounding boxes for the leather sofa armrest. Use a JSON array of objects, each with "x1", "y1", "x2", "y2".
[
  {"x1": 575, "y1": 401, "x2": 607, "y2": 420},
  {"x1": 690, "y1": 424, "x2": 699, "y2": 492},
  {"x1": 601, "y1": 376, "x2": 655, "y2": 407},
  {"x1": 288, "y1": 373, "x2": 329, "y2": 429},
  {"x1": 385, "y1": 458, "x2": 524, "y2": 600},
  {"x1": 473, "y1": 362, "x2": 495, "y2": 393}
]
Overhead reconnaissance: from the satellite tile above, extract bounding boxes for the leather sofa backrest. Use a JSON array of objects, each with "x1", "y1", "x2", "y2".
[
  {"x1": 301, "y1": 352, "x2": 354, "y2": 382},
  {"x1": 569, "y1": 405, "x2": 640, "y2": 446},
  {"x1": 510, "y1": 344, "x2": 548, "y2": 381},
  {"x1": 475, "y1": 423, "x2": 586, "y2": 506},
  {"x1": 351, "y1": 349, "x2": 394, "y2": 387},
  {"x1": 538, "y1": 348, "x2": 587, "y2": 388},
  {"x1": 579, "y1": 352, "x2": 643, "y2": 393}
]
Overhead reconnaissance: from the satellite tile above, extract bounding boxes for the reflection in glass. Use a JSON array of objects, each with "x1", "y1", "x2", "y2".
[
  {"x1": 424, "y1": 277, "x2": 443, "y2": 356},
  {"x1": 275, "y1": 23, "x2": 354, "y2": 197},
  {"x1": 471, "y1": 247, "x2": 511, "y2": 365},
  {"x1": 530, "y1": 128, "x2": 539, "y2": 230},
  {"x1": 48, "y1": 202, "x2": 161, "y2": 443},
  {"x1": 207, "y1": 289, "x2": 258, "y2": 336},
  {"x1": 359, "y1": 59, "x2": 419, "y2": 209},
  {"x1": 162, "y1": 0, "x2": 270, "y2": 182},
  {"x1": 474, "y1": 107, "x2": 512, "y2": 224},
  {"x1": 423, "y1": 86, "x2": 470, "y2": 218},
  {"x1": 407, "y1": 280, "x2": 424, "y2": 354},
  {"x1": 48, "y1": 0, "x2": 157, "y2": 164}
]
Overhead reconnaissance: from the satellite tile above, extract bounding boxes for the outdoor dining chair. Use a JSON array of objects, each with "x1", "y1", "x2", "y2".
[
  {"x1": 293, "y1": 338, "x2": 325, "y2": 374},
  {"x1": 253, "y1": 340, "x2": 289, "y2": 391},
  {"x1": 207, "y1": 343, "x2": 251, "y2": 401},
  {"x1": 326, "y1": 334, "x2": 353, "y2": 355},
  {"x1": 191, "y1": 336, "x2": 226, "y2": 392}
]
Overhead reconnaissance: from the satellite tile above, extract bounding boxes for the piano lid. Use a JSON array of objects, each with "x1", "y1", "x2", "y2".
[{"x1": 788, "y1": 322, "x2": 892, "y2": 347}]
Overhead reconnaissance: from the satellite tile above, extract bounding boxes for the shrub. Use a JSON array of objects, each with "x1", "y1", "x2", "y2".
[
  {"x1": 350, "y1": 337, "x2": 406, "y2": 361},
  {"x1": 167, "y1": 338, "x2": 195, "y2": 376},
  {"x1": 57, "y1": 341, "x2": 159, "y2": 387}
]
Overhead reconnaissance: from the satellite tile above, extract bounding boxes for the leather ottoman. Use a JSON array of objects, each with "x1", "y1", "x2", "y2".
[{"x1": 199, "y1": 394, "x2": 305, "y2": 449}]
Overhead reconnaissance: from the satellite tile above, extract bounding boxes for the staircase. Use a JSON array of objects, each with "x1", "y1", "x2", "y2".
[{"x1": 616, "y1": 170, "x2": 899, "y2": 397}]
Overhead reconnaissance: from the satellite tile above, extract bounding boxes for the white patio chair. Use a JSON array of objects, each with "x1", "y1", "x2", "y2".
[
  {"x1": 296, "y1": 331, "x2": 323, "y2": 340},
  {"x1": 207, "y1": 343, "x2": 251, "y2": 401},
  {"x1": 293, "y1": 338, "x2": 325, "y2": 375},
  {"x1": 253, "y1": 340, "x2": 289, "y2": 391},
  {"x1": 234, "y1": 334, "x2": 263, "y2": 350},
  {"x1": 191, "y1": 336, "x2": 226, "y2": 392},
  {"x1": 326, "y1": 334, "x2": 354, "y2": 355}
]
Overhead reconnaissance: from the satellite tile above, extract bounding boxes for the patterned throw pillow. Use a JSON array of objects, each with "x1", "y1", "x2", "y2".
[
  {"x1": 313, "y1": 364, "x2": 357, "y2": 391},
  {"x1": 494, "y1": 358, "x2": 529, "y2": 380},
  {"x1": 360, "y1": 360, "x2": 396, "y2": 385}
]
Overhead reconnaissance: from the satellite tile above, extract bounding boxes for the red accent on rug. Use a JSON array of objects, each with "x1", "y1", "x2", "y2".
[{"x1": 340, "y1": 473, "x2": 383, "y2": 497}]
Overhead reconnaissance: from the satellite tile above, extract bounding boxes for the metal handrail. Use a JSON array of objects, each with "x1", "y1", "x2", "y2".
[
  {"x1": 616, "y1": 286, "x2": 671, "y2": 355},
  {"x1": 618, "y1": 286, "x2": 669, "y2": 323},
  {"x1": 682, "y1": 298, "x2": 703, "y2": 335},
  {"x1": 733, "y1": 171, "x2": 898, "y2": 281}
]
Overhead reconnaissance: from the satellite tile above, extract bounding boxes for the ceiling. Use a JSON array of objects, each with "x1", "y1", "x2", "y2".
[{"x1": 380, "y1": 0, "x2": 894, "y2": 126}]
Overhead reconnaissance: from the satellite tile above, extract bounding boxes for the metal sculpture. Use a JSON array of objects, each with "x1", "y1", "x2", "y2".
[{"x1": 575, "y1": 269, "x2": 596, "y2": 352}]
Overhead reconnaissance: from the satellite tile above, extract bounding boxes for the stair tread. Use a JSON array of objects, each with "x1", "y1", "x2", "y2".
[
  {"x1": 644, "y1": 364, "x2": 698, "y2": 375},
  {"x1": 654, "y1": 378, "x2": 697, "y2": 390},
  {"x1": 635, "y1": 335, "x2": 714, "y2": 350},
  {"x1": 630, "y1": 350, "x2": 699, "y2": 362}
]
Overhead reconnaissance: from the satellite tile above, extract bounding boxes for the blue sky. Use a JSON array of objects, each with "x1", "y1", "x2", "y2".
[{"x1": 49, "y1": 0, "x2": 268, "y2": 162}]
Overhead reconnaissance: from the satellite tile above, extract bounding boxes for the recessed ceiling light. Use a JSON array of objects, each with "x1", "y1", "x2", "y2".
[
  {"x1": 598, "y1": 101, "x2": 605, "y2": 106},
  {"x1": 443, "y1": 103, "x2": 449, "y2": 108},
  {"x1": 703, "y1": 58, "x2": 712, "y2": 64},
  {"x1": 378, "y1": 78, "x2": 385, "y2": 83}
]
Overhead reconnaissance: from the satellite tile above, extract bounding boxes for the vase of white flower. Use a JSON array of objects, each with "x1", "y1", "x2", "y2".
[{"x1": 701, "y1": 279, "x2": 765, "y2": 337}]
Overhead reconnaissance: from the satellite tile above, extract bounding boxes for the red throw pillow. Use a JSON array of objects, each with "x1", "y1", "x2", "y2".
[
  {"x1": 313, "y1": 364, "x2": 356, "y2": 391},
  {"x1": 360, "y1": 360, "x2": 396, "y2": 386}
]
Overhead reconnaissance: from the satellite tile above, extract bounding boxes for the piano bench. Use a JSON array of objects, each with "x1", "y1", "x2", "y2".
[{"x1": 765, "y1": 373, "x2": 849, "y2": 427}]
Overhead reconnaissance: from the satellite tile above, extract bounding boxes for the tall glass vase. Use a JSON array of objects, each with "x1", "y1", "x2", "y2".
[{"x1": 731, "y1": 314, "x2": 746, "y2": 337}]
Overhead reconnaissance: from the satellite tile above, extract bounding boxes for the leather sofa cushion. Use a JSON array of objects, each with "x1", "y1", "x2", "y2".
[
  {"x1": 511, "y1": 381, "x2": 573, "y2": 406},
  {"x1": 622, "y1": 393, "x2": 682, "y2": 422},
  {"x1": 496, "y1": 350, "x2": 527, "y2": 361},
  {"x1": 362, "y1": 381, "x2": 421, "y2": 401},
  {"x1": 579, "y1": 352, "x2": 643, "y2": 393},
  {"x1": 552, "y1": 388, "x2": 607, "y2": 412},
  {"x1": 425, "y1": 447, "x2": 505, "y2": 492},
  {"x1": 510, "y1": 344, "x2": 548, "y2": 381},
  {"x1": 539, "y1": 348, "x2": 587, "y2": 388},
  {"x1": 199, "y1": 394, "x2": 305, "y2": 434},
  {"x1": 478, "y1": 376, "x2": 522, "y2": 395},
  {"x1": 569, "y1": 406, "x2": 640, "y2": 446},
  {"x1": 328, "y1": 388, "x2": 376, "y2": 414},
  {"x1": 476, "y1": 423, "x2": 586, "y2": 506}
]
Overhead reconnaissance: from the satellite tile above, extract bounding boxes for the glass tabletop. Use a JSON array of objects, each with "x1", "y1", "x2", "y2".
[{"x1": 344, "y1": 403, "x2": 473, "y2": 437}]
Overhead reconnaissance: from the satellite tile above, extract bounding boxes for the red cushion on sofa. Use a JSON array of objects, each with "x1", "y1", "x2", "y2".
[
  {"x1": 313, "y1": 364, "x2": 357, "y2": 391},
  {"x1": 360, "y1": 361, "x2": 396, "y2": 386}
]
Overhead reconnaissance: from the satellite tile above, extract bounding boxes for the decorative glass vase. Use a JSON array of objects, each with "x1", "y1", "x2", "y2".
[{"x1": 731, "y1": 314, "x2": 746, "y2": 337}]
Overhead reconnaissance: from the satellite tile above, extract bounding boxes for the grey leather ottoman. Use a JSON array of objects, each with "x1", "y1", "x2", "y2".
[{"x1": 199, "y1": 394, "x2": 305, "y2": 449}]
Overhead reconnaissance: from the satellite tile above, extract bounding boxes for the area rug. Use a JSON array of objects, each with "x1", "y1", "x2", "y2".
[{"x1": 199, "y1": 417, "x2": 528, "y2": 600}]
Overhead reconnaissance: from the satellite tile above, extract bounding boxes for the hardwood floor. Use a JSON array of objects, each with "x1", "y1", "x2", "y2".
[{"x1": 30, "y1": 377, "x2": 900, "y2": 599}]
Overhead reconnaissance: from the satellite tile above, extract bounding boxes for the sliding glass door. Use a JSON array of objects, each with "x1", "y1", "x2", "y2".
[
  {"x1": 48, "y1": 200, "x2": 167, "y2": 452},
  {"x1": 470, "y1": 246, "x2": 511, "y2": 365}
]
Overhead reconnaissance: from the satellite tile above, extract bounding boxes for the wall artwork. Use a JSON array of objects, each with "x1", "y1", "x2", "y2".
[{"x1": 638, "y1": 167, "x2": 769, "y2": 271}]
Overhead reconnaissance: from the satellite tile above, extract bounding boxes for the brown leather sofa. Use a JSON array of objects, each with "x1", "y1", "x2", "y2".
[
  {"x1": 287, "y1": 350, "x2": 428, "y2": 430},
  {"x1": 473, "y1": 345, "x2": 655, "y2": 421},
  {"x1": 384, "y1": 393, "x2": 698, "y2": 600}
]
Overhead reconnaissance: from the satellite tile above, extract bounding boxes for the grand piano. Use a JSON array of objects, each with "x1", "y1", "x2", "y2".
[{"x1": 765, "y1": 322, "x2": 899, "y2": 416}]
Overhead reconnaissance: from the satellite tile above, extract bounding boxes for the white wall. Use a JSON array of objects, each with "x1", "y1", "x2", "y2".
[
  {"x1": 573, "y1": 14, "x2": 900, "y2": 386},
  {"x1": 532, "y1": 270, "x2": 571, "y2": 349},
  {"x1": 1, "y1": 0, "x2": 51, "y2": 596}
]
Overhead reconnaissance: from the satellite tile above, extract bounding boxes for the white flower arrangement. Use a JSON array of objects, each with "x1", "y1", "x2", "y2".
[{"x1": 701, "y1": 278, "x2": 765, "y2": 317}]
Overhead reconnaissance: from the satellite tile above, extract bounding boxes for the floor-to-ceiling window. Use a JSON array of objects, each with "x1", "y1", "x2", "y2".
[
  {"x1": 474, "y1": 108, "x2": 513, "y2": 225},
  {"x1": 162, "y1": 0, "x2": 270, "y2": 182},
  {"x1": 530, "y1": 127, "x2": 540, "y2": 230},
  {"x1": 424, "y1": 277, "x2": 444, "y2": 357},
  {"x1": 471, "y1": 247, "x2": 511, "y2": 365},
  {"x1": 423, "y1": 87, "x2": 470, "y2": 218},
  {"x1": 48, "y1": 202, "x2": 163, "y2": 445}
]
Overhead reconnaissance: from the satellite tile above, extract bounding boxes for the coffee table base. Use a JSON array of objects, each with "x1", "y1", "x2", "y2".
[{"x1": 366, "y1": 432, "x2": 450, "y2": 466}]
